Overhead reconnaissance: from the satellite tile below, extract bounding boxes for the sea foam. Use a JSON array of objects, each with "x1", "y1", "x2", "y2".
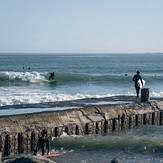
[
  {"x1": 0, "y1": 89, "x2": 162, "y2": 107},
  {"x1": 0, "y1": 71, "x2": 47, "y2": 83}
]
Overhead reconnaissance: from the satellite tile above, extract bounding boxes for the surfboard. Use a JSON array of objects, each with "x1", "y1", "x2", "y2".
[
  {"x1": 43, "y1": 153, "x2": 62, "y2": 158},
  {"x1": 137, "y1": 79, "x2": 146, "y2": 88},
  {"x1": 49, "y1": 79, "x2": 57, "y2": 83}
]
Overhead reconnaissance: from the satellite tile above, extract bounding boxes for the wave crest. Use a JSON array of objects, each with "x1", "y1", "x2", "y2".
[
  {"x1": 0, "y1": 71, "x2": 47, "y2": 85},
  {"x1": 0, "y1": 71, "x2": 163, "y2": 86}
]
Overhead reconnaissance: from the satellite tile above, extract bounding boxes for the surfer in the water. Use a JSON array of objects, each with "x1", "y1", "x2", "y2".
[
  {"x1": 49, "y1": 72, "x2": 55, "y2": 81},
  {"x1": 133, "y1": 70, "x2": 143, "y2": 98},
  {"x1": 33, "y1": 131, "x2": 49, "y2": 156}
]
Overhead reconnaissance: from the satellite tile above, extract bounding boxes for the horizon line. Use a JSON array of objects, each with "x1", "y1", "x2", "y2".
[{"x1": 0, "y1": 52, "x2": 163, "y2": 55}]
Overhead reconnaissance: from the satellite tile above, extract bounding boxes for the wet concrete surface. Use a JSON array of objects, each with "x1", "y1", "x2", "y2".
[{"x1": 0, "y1": 96, "x2": 162, "y2": 117}]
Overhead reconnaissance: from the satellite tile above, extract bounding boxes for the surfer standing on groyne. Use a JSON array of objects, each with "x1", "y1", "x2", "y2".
[{"x1": 133, "y1": 70, "x2": 143, "y2": 98}]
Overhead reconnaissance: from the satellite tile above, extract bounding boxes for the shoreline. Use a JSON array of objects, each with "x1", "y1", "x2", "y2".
[{"x1": 0, "y1": 95, "x2": 163, "y2": 117}]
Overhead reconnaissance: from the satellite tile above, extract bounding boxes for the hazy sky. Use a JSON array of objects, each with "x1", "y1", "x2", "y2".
[{"x1": 0, "y1": 0, "x2": 163, "y2": 53}]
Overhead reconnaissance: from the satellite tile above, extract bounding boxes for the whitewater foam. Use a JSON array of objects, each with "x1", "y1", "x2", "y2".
[
  {"x1": 0, "y1": 71, "x2": 47, "y2": 83},
  {"x1": 151, "y1": 91, "x2": 163, "y2": 98},
  {"x1": 0, "y1": 86, "x2": 162, "y2": 107},
  {"x1": 0, "y1": 88, "x2": 115, "y2": 106}
]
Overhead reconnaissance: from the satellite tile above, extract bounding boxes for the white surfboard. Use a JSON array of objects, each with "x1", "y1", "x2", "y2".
[{"x1": 137, "y1": 79, "x2": 146, "y2": 88}]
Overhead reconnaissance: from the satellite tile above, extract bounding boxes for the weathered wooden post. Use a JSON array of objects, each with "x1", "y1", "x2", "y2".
[
  {"x1": 143, "y1": 113, "x2": 147, "y2": 125},
  {"x1": 141, "y1": 88, "x2": 150, "y2": 102},
  {"x1": 104, "y1": 120, "x2": 108, "y2": 133},
  {"x1": 0, "y1": 152, "x2": 2, "y2": 163},
  {"x1": 75, "y1": 125, "x2": 79, "y2": 135},
  {"x1": 95, "y1": 122, "x2": 99, "y2": 134},
  {"x1": 65, "y1": 126, "x2": 69, "y2": 134},
  {"x1": 4, "y1": 135, "x2": 10, "y2": 155},
  {"x1": 121, "y1": 114, "x2": 126, "y2": 130},
  {"x1": 54, "y1": 127, "x2": 58, "y2": 137},
  {"x1": 112, "y1": 118, "x2": 117, "y2": 131},
  {"x1": 160, "y1": 111, "x2": 163, "y2": 125},
  {"x1": 85, "y1": 123, "x2": 89, "y2": 135},
  {"x1": 152, "y1": 112, "x2": 156, "y2": 125},
  {"x1": 31, "y1": 132, "x2": 35, "y2": 152},
  {"x1": 18, "y1": 133, "x2": 23, "y2": 153}
]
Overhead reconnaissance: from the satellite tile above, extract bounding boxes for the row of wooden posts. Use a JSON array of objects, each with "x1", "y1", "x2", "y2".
[{"x1": 0, "y1": 111, "x2": 162, "y2": 156}]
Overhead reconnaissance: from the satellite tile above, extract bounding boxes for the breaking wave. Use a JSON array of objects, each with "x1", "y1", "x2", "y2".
[{"x1": 0, "y1": 71, "x2": 162, "y2": 86}]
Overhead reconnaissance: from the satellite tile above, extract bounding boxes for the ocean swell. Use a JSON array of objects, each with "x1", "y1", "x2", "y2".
[{"x1": 0, "y1": 71, "x2": 163, "y2": 86}]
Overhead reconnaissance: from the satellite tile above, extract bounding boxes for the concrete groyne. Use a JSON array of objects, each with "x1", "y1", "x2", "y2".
[{"x1": 0, "y1": 100, "x2": 163, "y2": 156}]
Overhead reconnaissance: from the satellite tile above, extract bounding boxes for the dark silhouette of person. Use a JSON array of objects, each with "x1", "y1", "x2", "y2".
[
  {"x1": 133, "y1": 70, "x2": 143, "y2": 98},
  {"x1": 33, "y1": 132, "x2": 49, "y2": 156},
  {"x1": 49, "y1": 72, "x2": 55, "y2": 81}
]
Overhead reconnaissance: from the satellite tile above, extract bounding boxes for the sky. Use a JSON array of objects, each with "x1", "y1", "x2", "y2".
[{"x1": 0, "y1": 0, "x2": 163, "y2": 54}]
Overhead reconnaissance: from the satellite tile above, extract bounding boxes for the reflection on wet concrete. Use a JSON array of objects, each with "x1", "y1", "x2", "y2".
[{"x1": 0, "y1": 95, "x2": 161, "y2": 117}]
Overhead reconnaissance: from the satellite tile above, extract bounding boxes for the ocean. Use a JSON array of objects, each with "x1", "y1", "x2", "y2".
[
  {"x1": 0, "y1": 53, "x2": 163, "y2": 107},
  {"x1": 0, "y1": 53, "x2": 163, "y2": 163}
]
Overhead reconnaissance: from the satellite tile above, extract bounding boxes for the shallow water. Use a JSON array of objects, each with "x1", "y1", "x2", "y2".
[
  {"x1": 50, "y1": 125, "x2": 163, "y2": 163},
  {"x1": 0, "y1": 100, "x2": 134, "y2": 116},
  {"x1": 0, "y1": 106, "x2": 82, "y2": 116}
]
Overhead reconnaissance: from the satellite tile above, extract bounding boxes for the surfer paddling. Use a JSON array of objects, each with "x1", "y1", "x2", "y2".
[
  {"x1": 49, "y1": 72, "x2": 55, "y2": 81},
  {"x1": 133, "y1": 70, "x2": 143, "y2": 98},
  {"x1": 33, "y1": 131, "x2": 50, "y2": 156}
]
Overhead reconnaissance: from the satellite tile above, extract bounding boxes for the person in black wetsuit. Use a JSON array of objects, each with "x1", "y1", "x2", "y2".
[
  {"x1": 133, "y1": 70, "x2": 143, "y2": 98},
  {"x1": 33, "y1": 132, "x2": 49, "y2": 156},
  {"x1": 49, "y1": 72, "x2": 55, "y2": 81}
]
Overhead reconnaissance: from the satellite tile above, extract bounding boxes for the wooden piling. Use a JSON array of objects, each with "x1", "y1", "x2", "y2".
[
  {"x1": 141, "y1": 88, "x2": 150, "y2": 102},
  {"x1": 121, "y1": 114, "x2": 126, "y2": 130},
  {"x1": 117, "y1": 115, "x2": 121, "y2": 130},
  {"x1": 4, "y1": 135, "x2": 10, "y2": 155},
  {"x1": 104, "y1": 120, "x2": 108, "y2": 133},
  {"x1": 1, "y1": 135, "x2": 5, "y2": 155},
  {"x1": 85, "y1": 123, "x2": 89, "y2": 135},
  {"x1": 30, "y1": 132, "x2": 35, "y2": 152},
  {"x1": 152, "y1": 112, "x2": 156, "y2": 125},
  {"x1": 54, "y1": 127, "x2": 58, "y2": 137},
  {"x1": 0, "y1": 135, "x2": 2, "y2": 154},
  {"x1": 18, "y1": 133, "x2": 23, "y2": 153},
  {"x1": 129, "y1": 116, "x2": 132, "y2": 129},
  {"x1": 75, "y1": 125, "x2": 79, "y2": 135},
  {"x1": 160, "y1": 111, "x2": 163, "y2": 125},
  {"x1": 143, "y1": 113, "x2": 147, "y2": 125},
  {"x1": 112, "y1": 118, "x2": 117, "y2": 131},
  {"x1": 95, "y1": 122, "x2": 99, "y2": 134},
  {"x1": 57, "y1": 126, "x2": 64, "y2": 137},
  {"x1": 27, "y1": 132, "x2": 31, "y2": 153},
  {"x1": 108, "y1": 119, "x2": 113, "y2": 132},
  {"x1": 65, "y1": 126, "x2": 69, "y2": 134},
  {"x1": 0, "y1": 152, "x2": 2, "y2": 163}
]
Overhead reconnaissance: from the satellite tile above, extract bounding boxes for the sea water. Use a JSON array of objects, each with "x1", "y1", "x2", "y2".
[{"x1": 0, "y1": 53, "x2": 163, "y2": 107}]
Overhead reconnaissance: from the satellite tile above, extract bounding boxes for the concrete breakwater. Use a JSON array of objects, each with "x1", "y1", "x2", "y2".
[{"x1": 0, "y1": 100, "x2": 163, "y2": 156}]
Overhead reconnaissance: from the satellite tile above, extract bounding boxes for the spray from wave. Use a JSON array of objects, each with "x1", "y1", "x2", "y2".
[{"x1": 0, "y1": 71, "x2": 47, "y2": 85}]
